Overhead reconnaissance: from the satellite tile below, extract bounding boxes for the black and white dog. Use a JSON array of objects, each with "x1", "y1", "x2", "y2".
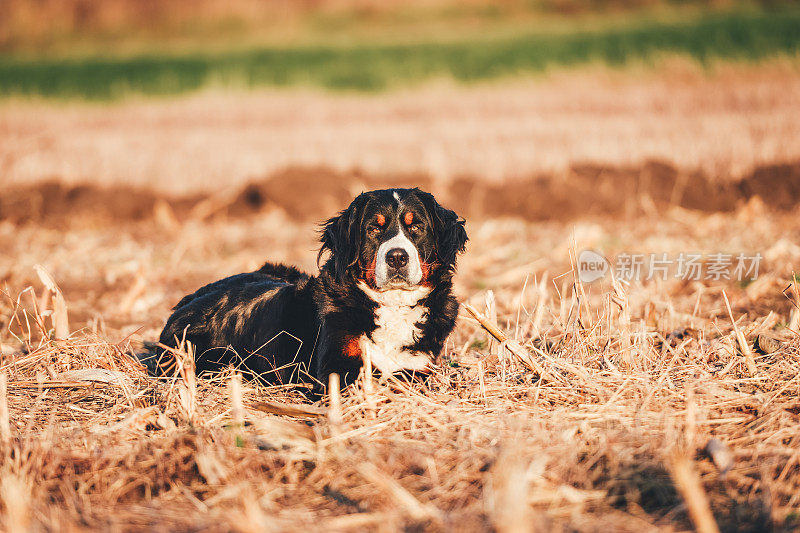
[{"x1": 149, "y1": 188, "x2": 467, "y2": 389}]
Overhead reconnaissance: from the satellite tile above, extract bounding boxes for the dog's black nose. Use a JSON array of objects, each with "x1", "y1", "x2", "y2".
[{"x1": 386, "y1": 248, "x2": 409, "y2": 269}]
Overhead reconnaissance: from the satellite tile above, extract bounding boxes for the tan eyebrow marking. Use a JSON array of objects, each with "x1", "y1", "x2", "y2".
[
  {"x1": 404, "y1": 212, "x2": 414, "y2": 225},
  {"x1": 376, "y1": 213, "x2": 386, "y2": 226}
]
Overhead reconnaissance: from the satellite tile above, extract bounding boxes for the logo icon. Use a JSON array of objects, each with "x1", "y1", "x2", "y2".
[{"x1": 578, "y1": 250, "x2": 608, "y2": 283}]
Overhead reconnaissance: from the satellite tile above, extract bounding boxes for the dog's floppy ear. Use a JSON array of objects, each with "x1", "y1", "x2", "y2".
[
  {"x1": 417, "y1": 190, "x2": 468, "y2": 270},
  {"x1": 319, "y1": 193, "x2": 369, "y2": 281}
]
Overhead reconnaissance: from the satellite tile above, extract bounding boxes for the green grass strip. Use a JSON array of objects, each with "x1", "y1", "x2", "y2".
[{"x1": 1, "y1": 9, "x2": 799, "y2": 99}]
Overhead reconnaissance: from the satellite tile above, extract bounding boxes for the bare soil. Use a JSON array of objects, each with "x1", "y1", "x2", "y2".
[{"x1": 2, "y1": 159, "x2": 800, "y2": 226}]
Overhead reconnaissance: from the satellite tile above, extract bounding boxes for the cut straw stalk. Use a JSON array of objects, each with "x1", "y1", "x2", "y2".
[
  {"x1": 362, "y1": 344, "x2": 376, "y2": 418},
  {"x1": 485, "y1": 290, "x2": 499, "y2": 357},
  {"x1": 118, "y1": 272, "x2": 148, "y2": 315},
  {"x1": 229, "y1": 373, "x2": 244, "y2": 428},
  {"x1": 33, "y1": 265, "x2": 69, "y2": 339},
  {"x1": 610, "y1": 269, "x2": 632, "y2": 350},
  {"x1": 250, "y1": 400, "x2": 327, "y2": 418},
  {"x1": 0, "y1": 471, "x2": 31, "y2": 532},
  {"x1": 490, "y1": 445, "x2": 533, "y2": 533},
  {"x1": 328, "y1": 373, "x2": 343, "y2": 431},
  {"x1": 530, "y1": 273, "x2": 549, "y2": 337},
  {"x1": 669, "y1": 454, "x2": 720, "y2": 533},
  {"x1": 7, "y1": 380, "x2": 102, "y2": 389},
  {"x1": 722, "y1": 291, "x2": 758, "y2": 376},
  {"x1": 463, "y1": 303, "x2": 554, "y2": 382},
  {"x1": 789, "y1": 271, "x2": 800, "y2": 327},
  {"x1": 177, "y1": 345, "x2": 198, "y2": 425},
  {"x1": 0, "y1": 374, "x2": 9, "y2": 444},
  {"x1": 478, "y1": 360, "x2": 487, "y2": 404}
]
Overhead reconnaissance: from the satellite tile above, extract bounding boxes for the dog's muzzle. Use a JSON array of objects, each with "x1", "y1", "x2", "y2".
[{"x1": 375, "y1": 232, "x2": 422, "y2": 288}]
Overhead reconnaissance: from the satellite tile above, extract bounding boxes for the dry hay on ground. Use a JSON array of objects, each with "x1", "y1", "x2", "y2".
[{"x1": 1, "y1": 204, "x2": 800, "y2": 531}]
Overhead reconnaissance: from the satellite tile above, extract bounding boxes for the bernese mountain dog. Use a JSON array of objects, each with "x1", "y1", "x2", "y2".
[{"x1": 147, "y1": 188, "x2": 467, "y2": 390}]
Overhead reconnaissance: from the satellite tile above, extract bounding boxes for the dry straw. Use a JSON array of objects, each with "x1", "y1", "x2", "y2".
[{"x1": 1, "y1": 212, "x2": 799, "y2": 531}]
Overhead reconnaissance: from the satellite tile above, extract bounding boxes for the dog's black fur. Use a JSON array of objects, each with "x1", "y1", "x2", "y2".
[{"x1": 145, "y1": 188, "x2": 467, "y2": 389}]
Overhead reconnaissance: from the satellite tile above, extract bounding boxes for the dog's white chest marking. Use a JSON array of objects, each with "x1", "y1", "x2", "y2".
[{"x1": 357, "y1": 283, "x2": 432, "y2": 374}]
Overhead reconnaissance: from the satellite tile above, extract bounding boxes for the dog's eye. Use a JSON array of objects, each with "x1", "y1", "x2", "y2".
[
  {"x1": 368, "y1": 225, "x2": 382, "y2": 235},
  {"x1": 409, "y1": 224, "x2": 423, "y2": 234}
]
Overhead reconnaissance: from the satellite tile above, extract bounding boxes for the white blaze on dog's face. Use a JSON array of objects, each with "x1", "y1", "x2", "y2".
[{"x1": 374, "y1": 227, "x2": 424, "y2": 288}]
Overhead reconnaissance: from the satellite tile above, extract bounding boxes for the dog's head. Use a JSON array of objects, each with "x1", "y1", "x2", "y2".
[{"x1": 320, "y1": 188, "x2": 467, "y2": 289}]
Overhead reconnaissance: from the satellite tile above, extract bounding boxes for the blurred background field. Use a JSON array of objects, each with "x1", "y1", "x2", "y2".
[
  {"x1": 2, "y1": 1, "x2": 800, "y2": 532},
  {"x1": 2, "y1": 1, "x2": 800, "y2": 97},
  {"x1": 2, "y1": 0, "x2": 800, "y2": 195}
]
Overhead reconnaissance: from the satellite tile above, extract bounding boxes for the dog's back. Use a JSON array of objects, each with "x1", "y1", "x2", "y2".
[{"x1": 143, "y1": 262, "x2": 319, "y2": 383}]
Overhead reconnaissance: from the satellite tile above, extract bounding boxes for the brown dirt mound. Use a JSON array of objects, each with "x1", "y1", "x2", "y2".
[
  {"x1": 457, "y1": 161, "x2": 740, "y2": 221},
  {"x1": 1, "y1": 160, "x2": 798, "y2": 226},
  {"x1": 0, "y1": 182, "x2": 202, "y2": 225}
]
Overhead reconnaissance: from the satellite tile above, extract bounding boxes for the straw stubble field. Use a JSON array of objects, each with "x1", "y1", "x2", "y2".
[
  {"x1": 2, "y1": 68, "x2": 800, "y2": 531},
  {"x1": 1, "y1": 200, "x2": 799, "y2": 531}
]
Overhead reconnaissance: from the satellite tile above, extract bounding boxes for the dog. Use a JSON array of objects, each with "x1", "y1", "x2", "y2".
[{"x1": 146, "y1": 188, "x2": 467, "y2": 390}]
